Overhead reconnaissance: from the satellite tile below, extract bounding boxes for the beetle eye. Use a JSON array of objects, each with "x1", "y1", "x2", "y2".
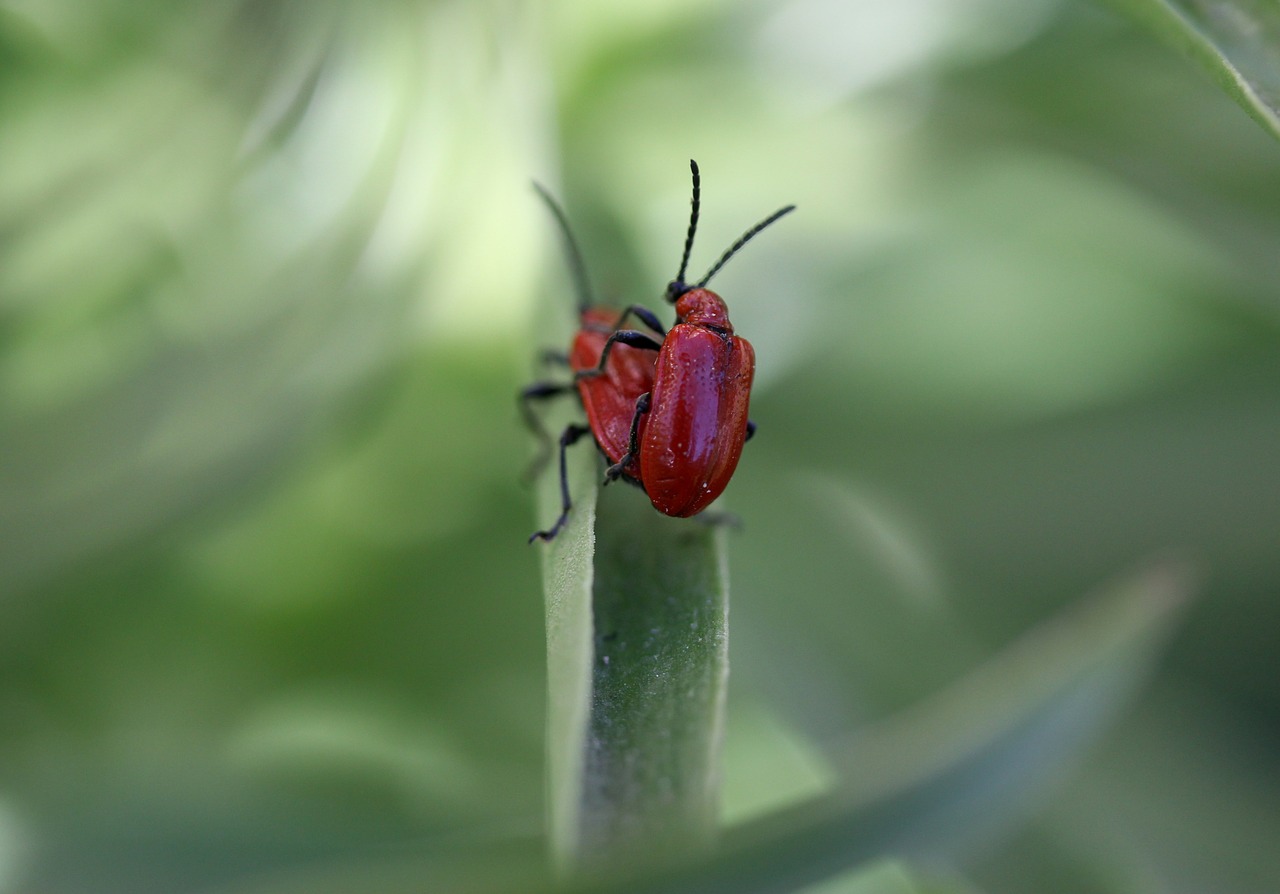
[{"x1": 666, "y1": 280, "x2": 688, "y2": 302}]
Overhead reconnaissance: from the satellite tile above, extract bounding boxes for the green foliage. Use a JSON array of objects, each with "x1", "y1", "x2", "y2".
[
  {"x1": 1098, "y1": 0, "x2": 1280, "y2": 138},
  {"x1": 1, "y1": 0, "x2": 1279, "y2": 892}
]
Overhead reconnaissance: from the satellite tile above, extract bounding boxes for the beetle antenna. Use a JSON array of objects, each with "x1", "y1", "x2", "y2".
[
  {"x1": 696, "y1": 203, "x2": 796, "y2": 289},
  {"x1": 668, "y1": 159, "x2": 701, "y2": 299},
  {"x1": 533, "y1": 181, "x2": 593, "y2": 314}
]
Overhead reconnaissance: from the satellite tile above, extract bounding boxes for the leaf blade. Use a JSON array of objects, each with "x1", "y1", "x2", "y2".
[
  {"x1": 537, "y1": 430, "x2": 731, "y2": 875},
  {"x1": 537, "y1": 406, "x2": 600, "y2": 873},
  {"x1": 1100, "y1": 0, "x2": 1280, "y2": 140},
  {"x1": 577, "y1": 486, "x2": 729, "y2": 869}
]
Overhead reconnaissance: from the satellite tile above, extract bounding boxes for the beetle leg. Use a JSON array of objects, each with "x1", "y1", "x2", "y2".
[
  {"x1": 583, "y1": 305, "x2": 666, "y2": 337},
  {"x1": 519, "y1": 381, "x2": 575, "y2": 480},
  {"x1": 745, "y1": 419, "x2": 757, "y2": 442},
  {"x1": 529, "y1": 423, "x2": 593, "y2": 543},
  {"x1": 577, "y1": 330, "x2": 662, "y2": 382},
  {"x1": 604, "y1": 392, "x2": 651, "y2": 485},
  {"x1": 611, "y1": 304, "x2": 667, "y2": 337}
]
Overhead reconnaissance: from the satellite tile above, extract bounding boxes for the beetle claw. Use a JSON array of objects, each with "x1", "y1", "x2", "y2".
[
  {"x1": 603, "y1": 459, "x2": 629, "y2": 485},
  {"x1": 529, "y1": 514, "x2": 568, "y2": 543}
]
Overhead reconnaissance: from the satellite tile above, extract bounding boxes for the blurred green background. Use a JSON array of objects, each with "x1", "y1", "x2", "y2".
[{"x1": 1, "y1": 0, "x2": 1278, "y2": 891}]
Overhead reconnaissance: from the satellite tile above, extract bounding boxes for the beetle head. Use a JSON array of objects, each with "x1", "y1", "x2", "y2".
[
  {"x1": 674, "y1": 288, "x2": 731, "y2": 330},
  {"x1": 667, "y1": 159, "x2": 795, "y2": 307}
]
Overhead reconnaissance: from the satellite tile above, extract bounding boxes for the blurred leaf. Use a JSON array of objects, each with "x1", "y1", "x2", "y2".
[
  {"x1": 720, "y1": 699, "x2": 840, "y2": 826},
  {"x1": 1043, "y1": 679, "x2": 1280, "y2": 892},
  {"x1": 1098, "y1": 0, "x2": 1280, "y2": 140},
  {"x1": 792, "y1": 859, "x2": 943, "y2": 894},
  {"x1": 566, "y1": 561, "x2": 1192, "y2": 894},
  {"x1": 822, "y1": 562, "x2": 1195, "y2": 837}
]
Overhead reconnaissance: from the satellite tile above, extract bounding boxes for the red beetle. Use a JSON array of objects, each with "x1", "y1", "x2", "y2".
[
  {"x1": 590, "y1": 160, "x2": 794, "y2": 517},
  {"x1": 523, "y1": 165, "x2": 793, "y2": 539},
  {"x1": 521, "y1": 185, "x2": 665, "y2": 542},
  {"x1": 570, "y1": 306, "x2": 660, "y2": 483}
]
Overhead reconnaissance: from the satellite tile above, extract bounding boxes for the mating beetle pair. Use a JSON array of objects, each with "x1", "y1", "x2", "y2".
[{"x1": 521, "y1": 161, "x2": 794, "y2": 542}]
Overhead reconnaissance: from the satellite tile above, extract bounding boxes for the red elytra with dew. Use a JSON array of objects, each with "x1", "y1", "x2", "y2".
[
  {"x1": 637, "y1": 287, "x2": 756, "y2": 518},
  {"x1": 521, "y1": 162, "x2": 794, "y2": 542}
]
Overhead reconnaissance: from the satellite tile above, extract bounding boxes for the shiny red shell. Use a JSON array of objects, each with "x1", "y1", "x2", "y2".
[
  {"x1": 638, "y1": 288, "x2": 755, "y2": 517},
  {"x1": 570, "y1": 307, "x2": 657, "y2": 483}
]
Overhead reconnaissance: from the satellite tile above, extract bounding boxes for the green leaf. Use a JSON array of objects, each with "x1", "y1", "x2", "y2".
[
  {"x1": 537, "y1": 396, "x2": 601, "y2": 874},
  {"x1": 1098, "y1": 0, "x2": 1280, "y2": 140},
  {"x1": 793, "y1": 859, "x2": 943, "y2": 894},
  {"x1": 537, "y1": 423, "x2": 730, "y2": 876},
  {"x1": 563, "y1": 561, "x2": 1193, "y2": 894}
]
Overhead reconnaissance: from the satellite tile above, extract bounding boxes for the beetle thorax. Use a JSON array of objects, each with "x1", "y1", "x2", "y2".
[{"x1": 674, "y1": 288, "x2": 732, "y2": 331}]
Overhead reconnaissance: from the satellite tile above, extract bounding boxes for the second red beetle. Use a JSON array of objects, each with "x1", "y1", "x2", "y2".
[{"x1": 521, "y1": 186, "x2": 663, "y2": 542}]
